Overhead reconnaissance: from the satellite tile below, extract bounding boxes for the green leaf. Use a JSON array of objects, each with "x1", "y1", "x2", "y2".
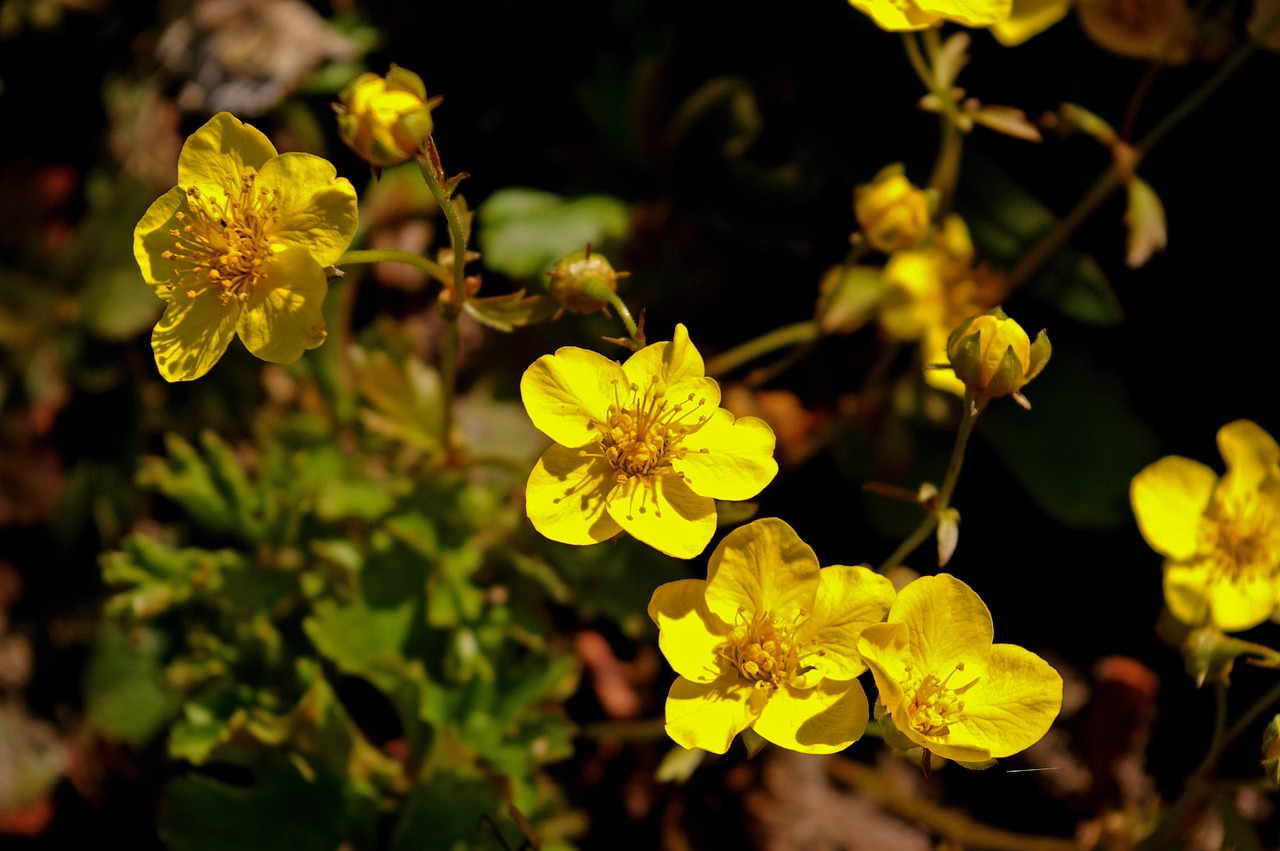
[
  {"x1": 389, "y1": 773, "x2": 504, "y2": 851},
  {"x1": 463, "y1": 289, "x2": 559, "y2": 332},
  {"x1": 477, "y1": 188, "x2": 629, "y2": 281},
  {"x1": 980, "y1": 344, "x2": 1158, "y2": 529},
  {"x1": 158, "y1": 753, "x2": 348, "y2": 851},
  {"x1": 83, "y1": 625, "x2": 180, "y2": 746},
  {"x1": 959, "y1": 154, "x2": 1123, "y2": 327}
]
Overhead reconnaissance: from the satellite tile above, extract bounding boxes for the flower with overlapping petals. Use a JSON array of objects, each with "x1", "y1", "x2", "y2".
[
  {"x1": 521, "y1": 324, "x2": 777, "y2": 559},
  {"x1": 648, "y1": 518, "x2": 896, "y2": 753},
  {"x1": 134, "y1": 112, "x2": 358, "y2": 381},
  {"x1": 1132, "y1": 420, "x2": 1280, "y2": 632},
  {"x1": 858, "y1": 574, "x2": 1062, "y2": 763}
]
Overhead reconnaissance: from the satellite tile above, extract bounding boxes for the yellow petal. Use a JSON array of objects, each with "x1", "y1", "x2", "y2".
[
  {"x1": 942, "y1": 643, "x2": 1062, "y2": 760},
  {"x1": 151, "y1": 290, "x2": 239, "y2": 382},
  {"x1": 879, "y1": 251, "x2": 943, "y2": 341},
  {"x1": 847, "y1": 0, "x2": 938, "y2": 30},
  {"x1": 664, "y1": 674, "x2": 763, "y2": 754},
  {"x1": 526, "y1": 444, "x2": 621, "y2": 545},
  {"x1": 915, "y1": 0, "x2": 1012, "y2": 26},
  {"x1": 520, "y1": 347, "x2": 625, "y2": 448},
  {"x1": 607, "y1": 473, "x2": 716, "y2": 559},
  {"x1": 622, "y1": 329, "x2": 721, "y2": 412},
  {"x1": 1218, "y1": 419, "x2": 1280, "y2": 494},
  {"x1": 261, "y1": 153, "x2": 359, "y2": 266},
  {"x1": 885, "y1": 574, "x2": 993, "y2": 674},
  {"x1": 753, "y1": 678, "x2": 870, "y2": 754},
  {"x1": 177, "y1": 112, "x2": 277, "y2": 191},
  {"x1": 990, "y1": 0, "x2": 1074, "y2": 45},
  {"x1": 133, "y1": 186, "x2": 187, "y2": 290},
  {"x1": 857, "y1": 621, "x2": 911, "y2": 712},
  {"x1": 648, "y1": 579, "x2": 731, "y2": 683},
  {"x1": 1131, "y1": 456, "x2": 1216, "y2": 560},
  {"x1": 704, "y1": 518, "x2": 820, "y2": 625},
  {"x1": 1163, "y1": 561, "x2": 1212, "y2": 627},
  {"x1": 795, "y1": 565, "x2": 896, "y2": 683},
  {"x1": 237, "y1": 246, "x2": 328, "y2": 363},
  {"x1": 675, "y1": 409, "x2": 778, "y2": 501},
  {"x1": 1205, "y1": 571, "x2": 1279, "y2": 633}
]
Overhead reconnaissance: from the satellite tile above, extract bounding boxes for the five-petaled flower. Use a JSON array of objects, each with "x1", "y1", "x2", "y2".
[
  {"x1": 134, "y1": 112, "x2": 359, "y2": 381},
  {"x1": 1131, "y1": 420, "x2": 1280, "y2": 632},
  {"x1": 858, "y1": 573, "x2": 1062, "y2": 763},
  {"x1": 648, "y1": 518, "x2": 896, "y2": 754},
  {"x1": 521, "y1": 324, "x2": 778, "y2": 559}
]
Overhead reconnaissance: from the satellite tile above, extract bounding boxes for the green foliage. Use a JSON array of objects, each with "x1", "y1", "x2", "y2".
[{"x1": 477, "y1": 188, "x2": 630, "y2": 281}]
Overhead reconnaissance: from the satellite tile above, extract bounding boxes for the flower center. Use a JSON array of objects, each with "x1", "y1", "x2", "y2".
[
  {"x1": 903, "y1": 662, "x2": 976, "y2": 737},
  {"x1": 591, "y1": 376, "x2": 708, "y2": 482},
  {"x1": 721, "y1": 611, "x2": 802, "y2": 691},
  {"x1": 1206, "y1": 489, "x2": 1280, "y2": 584},
  {"x1": 160, "y1": 169, "x2": 282, "y2": 306}
]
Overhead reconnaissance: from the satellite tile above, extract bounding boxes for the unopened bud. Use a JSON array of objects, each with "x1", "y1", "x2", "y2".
[
  {"x1": 337, "y1": 65, "x2": 439, "y2": 168},
  {"x1": 855, "y1": 164, "x2": 931, "y2": 253},
  {"x1": 945, "y1": 307, "x2": 1050, "y2": 407},
  {"x1": 546, "y1": 248, "x2": 625, "y2": 315}
]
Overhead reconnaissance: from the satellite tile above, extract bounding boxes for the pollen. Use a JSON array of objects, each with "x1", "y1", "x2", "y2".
[
  {"x1": 162, "y1": 170, "x2": 283, "y2": 306},
  {"x1": 590, "y1": 377, "x2": 707, "y2": 480},
  {"x1": 1205, "y1": 489, "x2": 1280, "y2": 585},
  {"x1": 721, "y1": 611, "x2": 799, "y2": 691}
]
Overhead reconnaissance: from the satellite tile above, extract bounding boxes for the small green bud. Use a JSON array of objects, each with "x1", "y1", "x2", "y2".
[{"x1": 546, "y1": 248, "x2": 626, "y2": 316}]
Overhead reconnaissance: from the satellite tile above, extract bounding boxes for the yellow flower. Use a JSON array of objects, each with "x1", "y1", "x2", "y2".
[
  {"x1": 945, "y1": 307, "x2": 1050, "y2": 405},
  {"x1": 337, "y1": 64, "x2": 439, "y2": 168},
  {"x1": 858, "y1": 574, "x2": 1062, "y2": 763},
  {"x1": 855, "y1": 164, "x2": 931, "y2": 254},
  {"x1": 991, "y1": 0, "x2": 1075, "y2": 45},
  {"x1": 134, "y1": 112, "x2": 358, "y2": 382},
  {"x1": 848, "y1": 0, "x2": 1012, "y2": 31},
  {"x1": 1131, "y1": 420, "x2": 1280, "y2": 632},
  {"x1": 522, "y1": 325, "x2": 778, "y2": 559},
  {"x1": 648, "y1": 518, "x2": 896, "y2": 754}
]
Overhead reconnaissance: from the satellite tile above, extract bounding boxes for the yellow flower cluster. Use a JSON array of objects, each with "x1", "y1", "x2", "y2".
[{"x1": 647, "y1": 519, "x2": 1062, "y2": 758}]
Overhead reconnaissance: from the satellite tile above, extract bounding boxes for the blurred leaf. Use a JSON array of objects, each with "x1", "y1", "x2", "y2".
[
  {"x1": 354, "y1": 348, "x2": 442, "y2": 452},
  {"x1": 1216, "y1": 794, "x2": 1264, "y2": 851},
  {"x1": 980, "y1": 344, "x2": 1158, "y2": 528},
  {"x1": 477, "y1": 188, "x2": 629, "y2": 281},
  {"x1": 158, "y1": 753, "x2": 348, "y2": 851},
  {"x1": 102, "y1": 536, "x2": 246, "y2": 620},
  {"x1": 463, "y1": 289, "x2": 559, "y2": 332},
  {"x1": 305, "y1": 595, "x2": 417, "y2": 675},
  {"x1": 960, "y1": 154, "x2": 1123, "y2": 326},
  {"x1": 136, "y1": 431, "x2": 261, "y2": 543},
  {"x1": 389, "y1": 773, "x2": 504, "y2": 851},
  {"x1": 83, "y1": 625, "x2": 180, "y2": 746}
]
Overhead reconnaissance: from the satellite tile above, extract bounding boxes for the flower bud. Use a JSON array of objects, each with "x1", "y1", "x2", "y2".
[
  {"x1": 945, "y1": 307, "x2": 1050, "y2": 405},
  {"x1": 546, "y1": 248, "x2": 624, "y2": 315},
  {"x1": 855, "y1": 164, "x2": 931, "y2": 253},
  {"x1": 337, "y1": 65, "x2": 438, "y2": 168}
]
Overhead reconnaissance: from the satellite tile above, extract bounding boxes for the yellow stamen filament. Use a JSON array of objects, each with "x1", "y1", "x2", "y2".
[
  {"x1": 903, "y1": 662, "x2": 977, "y2": 737},
  {"x1": 160, "y1": 169, "x2": 282, "y2": 306},
  {"x1": 583, "y1": 376, "x2": 708, "y2": 482},
  {"x1": 720, "y1": 608, "x2": 805, "y2": 691}
]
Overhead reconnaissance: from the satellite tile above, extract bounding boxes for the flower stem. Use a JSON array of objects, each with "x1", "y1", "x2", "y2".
[
  {"x1": 877, "y1": 394, "x2": 986, "y2": 572},
  {"x1": 599, "y1": 287, "x2": 643, "y2": 348},
  {"x1": 337, "y1": 249, "x2": 451, "y2": 285},
  {"x1": 705, "y1": 320, "x2": 821, "y2": 379}
]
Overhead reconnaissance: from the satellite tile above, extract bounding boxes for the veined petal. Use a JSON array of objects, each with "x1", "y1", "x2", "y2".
[
  {"x1": 151, "y1": 291, "x2": 239, "y2": 382},
  {"x1": 177, "y1": 112, "x2": 277, "y2": 190},
  {"x1": 1217, "y1": 420, "x2": 1280, "y2": 496},
  {"x1": 607, "y1": 473, "x2": 716, "y2": 559},
  {"x1": 940, "y1": 643, "x2": 1062, "y2": 760},
  {"x1": 886, "y1": 574, "x2": 993, "y2": 674},
  {"x1": 704, "y1": 518, "x2": 820, "y2": 625},
  {"x1": 675, "y1": 409, "x2": 778, "y2": 501},
  {"x1": 622, "y1": 337, "x2": 721, "y2": 413},
  {"x1": 521, "y1": 347, "x2": 625, "y2": 447},
  {"x1": 1131, "y1": 456, "x2": 1216, "y2": 560},
  {"x1": 795, "y1": 565, "x2": 896, "y2": 683},
  {"x1": 237, "y1": 246, "x2": 328, "y2": 362},
  {"x1": 260, "y1": 153, "x2": 359, "y2": 266},
  {"x1": 1163, "y1": 561, "x2": 1212, "y2": 627},
  {"x1": 1205, "y1": 572, "x2": 1279, "y2": 633},
  {"x1": 133, "y1": 186, "x2": 187, "y2": 289},
  {"x1": 526, "y1": 444, "x2": 621, "y2": 545},
  {"x1": 857, "y1": 621, "x2": 911, "y2": 713},
  {"x1": 753, "y1": 678, "x2": 869, "y2": 755},
  {"x1": 664, "y1": 674, "x2": 763, "y2": 754},
  {"x1": 648, "y1": 579, "x2": 731, "y2": 683}
]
